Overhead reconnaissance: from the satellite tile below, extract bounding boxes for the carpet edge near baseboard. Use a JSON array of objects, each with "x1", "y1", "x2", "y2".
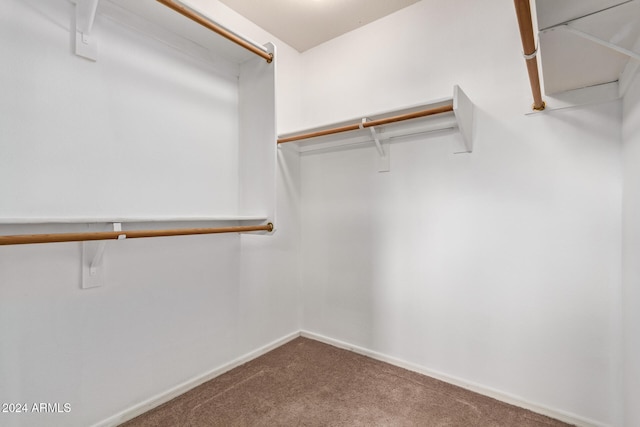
[
  {"x1": 299, "y1": 330, "x2": 609, "y2": 427},
  {"x1": 91, "y1": 329, "x2": 610, "y2": 427},
  {"x1": 90, "y1": 331, "x2": 302, "y2": 427}
]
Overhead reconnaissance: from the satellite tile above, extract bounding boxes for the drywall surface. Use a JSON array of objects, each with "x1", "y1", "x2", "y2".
[
  {"x1": 179, "y1": 0, "x2": 303, "y2": 134},
  {"x1": 298, "y1": 0, "x2": 622, "y2": 425},
  {"x1": 1, "y1": 0, "x2": 241, "y2": 219},
  {"x1": 622, "y1": 71, "x2": 640, "y2": 427},
  {"x1": 0, "y1": 0, "x2": 301, "y2": 426}
]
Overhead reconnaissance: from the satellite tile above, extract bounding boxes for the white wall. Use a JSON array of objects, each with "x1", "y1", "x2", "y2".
[
  {"x1": 0, "y1": 1, "x2": 301, "y2": 426},
  {"x1": 1, "y1": 0, "x2": 245, "y2": 219},
  {"x1": 298, "y1": 0, "x2": 622, "y2": 425},
  {"x1": 622, "y1": 70, "x2": 640, "y2": 427},
  {"x1": 1, "y1": 0, "x2": 631, "y2": 426}
]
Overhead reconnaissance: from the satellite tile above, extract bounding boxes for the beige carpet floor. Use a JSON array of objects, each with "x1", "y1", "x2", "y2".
[{"x1": 122, "y1": 337, "x2": 573, "y2": 426}]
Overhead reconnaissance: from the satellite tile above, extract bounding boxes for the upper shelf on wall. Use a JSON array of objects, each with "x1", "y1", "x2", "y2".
[
  {"x1": 2, "y1": 0, "x2": 277, "y2": 226},
  {"x1": 277, "y1": 85, "x2": 474, "y2": 160},
  {"x1": 535, "y1": 0, "x2": 640, "y2": 101},
  {"x1": 76, "y1": 0, "x2": 272, "y2": 71}
]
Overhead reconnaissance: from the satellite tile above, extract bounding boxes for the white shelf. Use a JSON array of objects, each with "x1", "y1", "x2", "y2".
[
  {"x1": 91, "y1": 0, "x2": 264, "y2": 69},
  {"x1": 278, "y1": 85, "x2": 474, "y2": 155},
  {"x1": 1, "y1": 0, "x2": 277, "y2": 226},
  {"x1": 536, "y1": 0, "x2": 640, "y2": 98},
  {"x1": 0, "y1": 216, "x2": 268, "y2": 225}
]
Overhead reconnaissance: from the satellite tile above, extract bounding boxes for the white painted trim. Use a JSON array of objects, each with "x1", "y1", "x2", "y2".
[
  {"x1": 91, "y1": 329, "x2": 610, "y2": 427},
  {"x1": 91, "y1": 331, "x2": 301, "y2": 427},
  {"x1": 300, "y1": 330, "x2": 611, "y2": 427}
]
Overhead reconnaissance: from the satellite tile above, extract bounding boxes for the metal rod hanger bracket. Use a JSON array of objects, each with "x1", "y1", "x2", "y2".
[
  {"x1": 360, "y1": 118, "x2": 390, "y2": 172},
  {"x1": 360, "y1": 118, "x2": 384, "y2": 157},
  {"x1": 82, "y1": 222, "x2": 121, "y2": 289},
  {"x1": 74, "y1": 0, "x2": 100, "y2": 61},
  {"x1": 523, "y1": 47, "x2": 537, "y2": 60}
]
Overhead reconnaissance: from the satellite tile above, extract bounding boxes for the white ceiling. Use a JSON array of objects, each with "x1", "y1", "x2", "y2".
[{"x1": 217, "y1": 0, "x2": 421, "y2": 52}]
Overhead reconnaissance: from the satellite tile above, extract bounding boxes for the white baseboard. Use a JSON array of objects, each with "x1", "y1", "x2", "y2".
[
  {"x1": 93, "y1": 329, "x2": 610, "y2": 427},
  {"x1": 300, "y1": 330, "x2": 610, "y2": 427},
  {"x1": 92, "y1": 331, "x2": 301, "y2": 427}
]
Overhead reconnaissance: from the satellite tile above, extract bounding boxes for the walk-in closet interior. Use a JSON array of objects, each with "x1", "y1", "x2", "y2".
[{"x1": 1, "y1": 0, "x2": 639, "y2": 426}]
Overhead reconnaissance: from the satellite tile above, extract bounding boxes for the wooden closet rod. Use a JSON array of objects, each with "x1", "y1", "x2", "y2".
[
  {"x1": 277, "y1": 104, "x2": 454, "y2": 144},
  {"x1": 156, "y1": 0, "x2": 273, "y2": 63},
  {"x1": 0, "y1": 223, "x2": 274, "y2": 246},
  {"x1": 514, "y1": 0, "x2": 545, "y2": 111}
]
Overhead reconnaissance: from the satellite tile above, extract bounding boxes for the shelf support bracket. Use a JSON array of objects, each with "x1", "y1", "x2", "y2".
[
  {"x1": 619, "y1": 35, "x2": 640, "y2": 98},
  {"x1": 361, "y1": 118, "x2": 390, "y2": 173},
  {"x1": 74, "y1": 0, "x2": 99, "y2": 61},
  {"x1": 556, "y1": 25, "x2": 640, "y2": 62},
  {"x1": 89, "y1": 240, "x2": 107, "y2": 277},
  {"x1": 81, "y1": 222, "x2": 121, "y2": 289},
  {"x1": 362, "y1": 118, "x2": 385, "y2": 157}
]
